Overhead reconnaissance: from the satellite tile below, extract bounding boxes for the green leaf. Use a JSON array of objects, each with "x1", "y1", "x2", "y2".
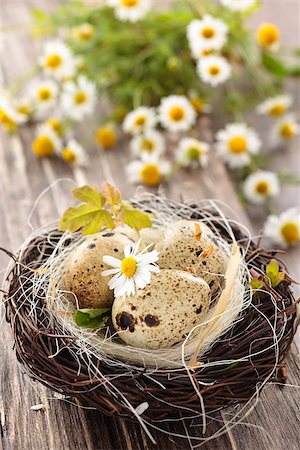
[
  {"x1": 266, "y1": 259, "x2": 279, "y2": 277},
  {"x1": 121, "y1": 203, "x2": 152, "y2": 231},
  {"x1": 74, "y1": 308, "x2": 110, "y2": 329},
  {"x1": 250, "y1": 279, "x2": 264, "y2": 290},
  {"x1": 59, "y1": 204, "x2": 114, "y2": 234},
  {"x1": 72, "y1": 185, "x2": 104, "y2": 208},
  {"x1": 264, "y1": 259, "x2": 285, "y2": 288}
]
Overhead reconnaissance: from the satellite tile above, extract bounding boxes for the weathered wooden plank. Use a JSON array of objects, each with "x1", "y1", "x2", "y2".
[{"x1": 0, "y1": 1, "x2": 299, "y2": 450}]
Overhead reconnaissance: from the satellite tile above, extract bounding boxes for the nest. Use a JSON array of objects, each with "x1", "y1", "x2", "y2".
[{"x1": 2, "y1": 196, "x2": 298, "y2": 441}]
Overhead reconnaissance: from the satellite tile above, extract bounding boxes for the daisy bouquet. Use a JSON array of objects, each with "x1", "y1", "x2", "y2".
[{"x1": 0, "y1": 0, "x2": 300, "y2": 247}]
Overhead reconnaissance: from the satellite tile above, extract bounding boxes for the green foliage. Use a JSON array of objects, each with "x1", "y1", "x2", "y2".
[
  {"x1": 249, "y1": 278, "x2": 264, "y2": 290},
  {"x1": 74, "y1": 308, "x2": 110, "y2": 329},
  {"x1": 264, "y1": 259, "x2": 285, "y2": 288},
  {"x1": 59, "y1": 182, "x2": 152, "y2": 234},
  {"x1": 31, "y1": 0, "x2": 298, "y2": 115}
]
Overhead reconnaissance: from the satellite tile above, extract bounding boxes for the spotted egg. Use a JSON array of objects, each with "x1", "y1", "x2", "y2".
[
  {"x1": 61, "y1": 231, "x2": 132, "y2": 309},
  {"x1": 156, "y1": 220, "x2": 227, "y2": 292},
  {"x1": 112, "y1": 269, "x2": 211, "y2": 349}
]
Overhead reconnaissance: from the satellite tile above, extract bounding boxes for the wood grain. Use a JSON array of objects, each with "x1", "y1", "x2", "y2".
[{"x1": 0, "y1": 1, "x2": 299, "y2": 450}]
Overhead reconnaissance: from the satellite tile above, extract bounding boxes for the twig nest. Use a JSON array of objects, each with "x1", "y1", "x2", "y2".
[
  {"x1": 112, "y1": 269, "x2": 211, "y2": 349},
  {"x1": 156, "y1": 220, "x2": 227, "y2": 292},
  {"x1": 62, "y1": 231, "x2": 132, "y2": 308}
]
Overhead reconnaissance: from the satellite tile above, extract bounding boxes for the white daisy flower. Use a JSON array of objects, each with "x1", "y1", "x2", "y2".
[
  {"x1": 126, "y1": 153, "x2": 172, "y2": 187},
  {"x1": 32, "y1": 125, "x2": 62, "y2": 158},
  {"x1": 102, "y1": 238, "x2": 159, "y2": 297},
  {"x1": 15, "y1": 98, "x2": 34, "y2": 118},
  {"x1": 0, "y1": 96, "x2": 25, "y2": 131},
  {"x1": 264, "y1": 208, "x2": 300, "y2": 248},
  {"x1": 72, "y1": 23, "x2": 95, "y2": 41},
  {"x1": 123, "y1": 107, "x2": 156, "y2": 135},
  {"x1": 39, "y1": 40, "x2": 75, "y2": 80},
  {"x1": 108, "y1": 0, "x2": 150, "y2": 23},
  {"x1": 256, "y1": 95, "x2": 293, "y2": 117},
  {"x1": 61, "y1": 139, "x2": 88, "y2": 166},
  {"x1": 130, "y1": 129, "x2": 165, "y2": 157},
  {"x1": 187, "y1": 15, "x2": 228, "y2": 51},
  {"x1": 30, "y1": 80, "x2": 58, "y2": 112},
  {"x1": 158, "y1": 95, "x2": 196, "y2": 132},
  {"x1": 216, "y1": 122, "x2": 261, "y2": 169},
  {"x1": 197, "y1": 55, "x2": 232, "y2": 86},
  {"x1": 61, "y1": 75, "x2": 96, "y2": 121},
  {"x1": 220, "y1": 0, "x2": 257, "y2": 12},
  {"x1": 243, "y1": 171, "x2": 280, "y2": 205},
  {"x1": 176, "y1": 137, "x2": 210, "y2": 169},
  {"x1": 271, "y1": 113, "x2": 300, "y2": 145},
  {"x1": 189, "y1": 40, "x2": 216, "y2": 60}
]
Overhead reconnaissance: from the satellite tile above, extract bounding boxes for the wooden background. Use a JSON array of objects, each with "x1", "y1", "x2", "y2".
[{"x1": 0, "y1": 1, "x2": 299, "y2": 449}]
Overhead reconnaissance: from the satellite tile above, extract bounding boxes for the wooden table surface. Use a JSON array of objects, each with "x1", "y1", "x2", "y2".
[{"x1": 0, "y1": 1, "x2": 299, "y2": 449}]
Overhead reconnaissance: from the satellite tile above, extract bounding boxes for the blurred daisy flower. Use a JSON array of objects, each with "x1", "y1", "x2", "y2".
[
  {"x1": 46, "y1": 117, "x2": 64, "y2": 136},
  {"x1": 15, "y1": 98, "x2": 34, "y2": 119},
  {"x1": 61, "y1": 139, "x2": 88, "y2": 166},
  {"x1": 189, "y1": 41, "x2": 216, "y2": 60},
  {"x1": 271, "y1": 113, "x2": 299, "y2": 144},
  {"x1": 216, "y1": 122, "x2": 261, "y2": 169},
  {"x1": 126, "y1": 153, "x2": 172, "y2": 187},
  {"x1": 221, "y1": 0, "x2": 257, "y2": 12},
  {"x1": 256, "y1": 23, "x2": 280, "y2": 50},
  {"x1": 264, "y1": 208, "x2": 300, "y2": 248},
  {"x1": 256, "y1": 95, "x2": 293, "y2": 117},
  {"x1": 30, "y1": 80, "x2": 58, "y2": 112},
  {"x1": 187, "y1": 15, "x2": 228, "y2": 51},
  {"x1": 243, "y1": 171, "x2": 279, "y2": 205},
  {"x1": 130, "y1": 129, "x2": 165, "y2": 157},
  {"x1": 176, "y1": 137, "x2": 209, "y2": 169},
  {"x1": 61, "y1": 75, "x2": 96, "y2": 121},
  {"x1": 197, "y1": 55, "x2": 232, "y2": 86},
  {"x1": 72, "y1": 23, "x2": 95, "y2": 41},
  {"x1": 0, "y1": 96, "x2": 25, "y2": 132},
  {"x1": 96, "y1": 125, "x2": 117, "y2": 149},
  {"x1": 102, "y1": 238, "x2": 159, "y2": 297},
  {"x1": 189, "y1": 95, "x2": 212, "y2": 115},
  {"x1": 123, "y1": 106, "x2": 156, "y2": 135},
  {"x1": 158, "y1": 95, "x2": 196, "y2": 132},
  {"x1": 108, "y1": 0, "x2": 150, "y2": 23},
  {"x1": 39, "y1": 40, "x2": 75, "y2": 79},
  {"x1": 32, "y1": 125, "x2": 62, "y2": 158}
]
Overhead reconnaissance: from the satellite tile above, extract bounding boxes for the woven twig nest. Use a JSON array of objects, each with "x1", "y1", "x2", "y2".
[{"x1": 2, "y1": 196, "x2": 298, "y2": 438}]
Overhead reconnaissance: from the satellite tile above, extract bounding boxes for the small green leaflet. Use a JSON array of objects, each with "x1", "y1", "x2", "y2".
[
  {"x1": 121, "y1": 202, "x2": 152, "y2": 231},
  {"x1": 102, "y1": 182, "x2": 121, "y2": 207},
  {"x1": 264, "y1": 259, "x2": 285, "y2": 288},
  {"x1": 249, "y1": 278, "x2": 264, "y2": 290},
  {"x1": 74, "y1": 308, "x2": 110, "y2": 329}
]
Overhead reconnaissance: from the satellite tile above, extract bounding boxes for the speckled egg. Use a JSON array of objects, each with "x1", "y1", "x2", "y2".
[
  {"x1": 112, "y1": 269, "x2": 211, "y2": 349},
  {"x1": 139, "y1": 226, "x2": 164, "y2": 248},
  {"x1": 61, "y1": 231, "x2": 132, "y2": 309},
  {"x1": 156, "y1": 220, "x2": 227, "y2": 292}
]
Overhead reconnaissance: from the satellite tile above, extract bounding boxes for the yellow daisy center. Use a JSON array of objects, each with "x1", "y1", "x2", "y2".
[
  {"x1": 134, "y1": 115, "x2": 146, "y2": 126},
  {"x1": 280, "y1": 222, "x2": 299, "y2": 245},
  {"x1": 17, "y1": 105, "x2": 30, "y2": 115},
  {"x1": 46, "y1": 53, "x2": 62, "y2": 69},
  {"x1": 140, "y1": 163, "x2": 161, "y2": 186},
  {"x1": 32, "y1": 135, "x2": 55, "y2": 157},
  {"x1": 270, "y1": 104, "x2": 286, "y2": 116},
  {"x1": 121, "y1": 0, "x2": 139, "y2": 7},
  {"x1": 0, "y1": 109, "x2": 16, "y2": 131},
  {"x1": 187, "y1": 147, "x2": 200, "y2": 160},
  {"x1": 255, "y1": 181, "x2": 269, "y2": 195},
  {"x1": 169, "y1": 106, "x2": 184, "y2": 122},
  {"x1": 121, "y1": 256, "x2": 137, "y2": 278},
  {"x1": 74, "y1": 91, "x2": 87, "y2": 104},
  {"x1": 257, "y1": 23, "x2": 280, "y2": 48},
  {"x1": 76, "y1": 24, "x2": 94, "y2": 40},
  {"x1": 228, "y1": 136, "x2": 247, "y2": 154},
  {"x1": 38, "y1": 87, "x2": 52, "y2": 101},
  {"x1": 62, "y1": 147, "x2": 77, "y2": 163},
  {"x1": 201, "y1": 27, "x2": 215, "y2": 39},
  {"x1": 96, "y1": 127, "x2": 117, "y2": 149},
  {"x1": 208, "y1": 65, "x2": 220, "y2": 76},
  {"x1": 141, "y1": 139, "x2": 154, "y2": 152},
  {"x1": 47, "y1": 118, "x2": 63, "y2": 136},
  {"x1": 280, "y1": 123, "x2": 294, "y2": 139}
]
